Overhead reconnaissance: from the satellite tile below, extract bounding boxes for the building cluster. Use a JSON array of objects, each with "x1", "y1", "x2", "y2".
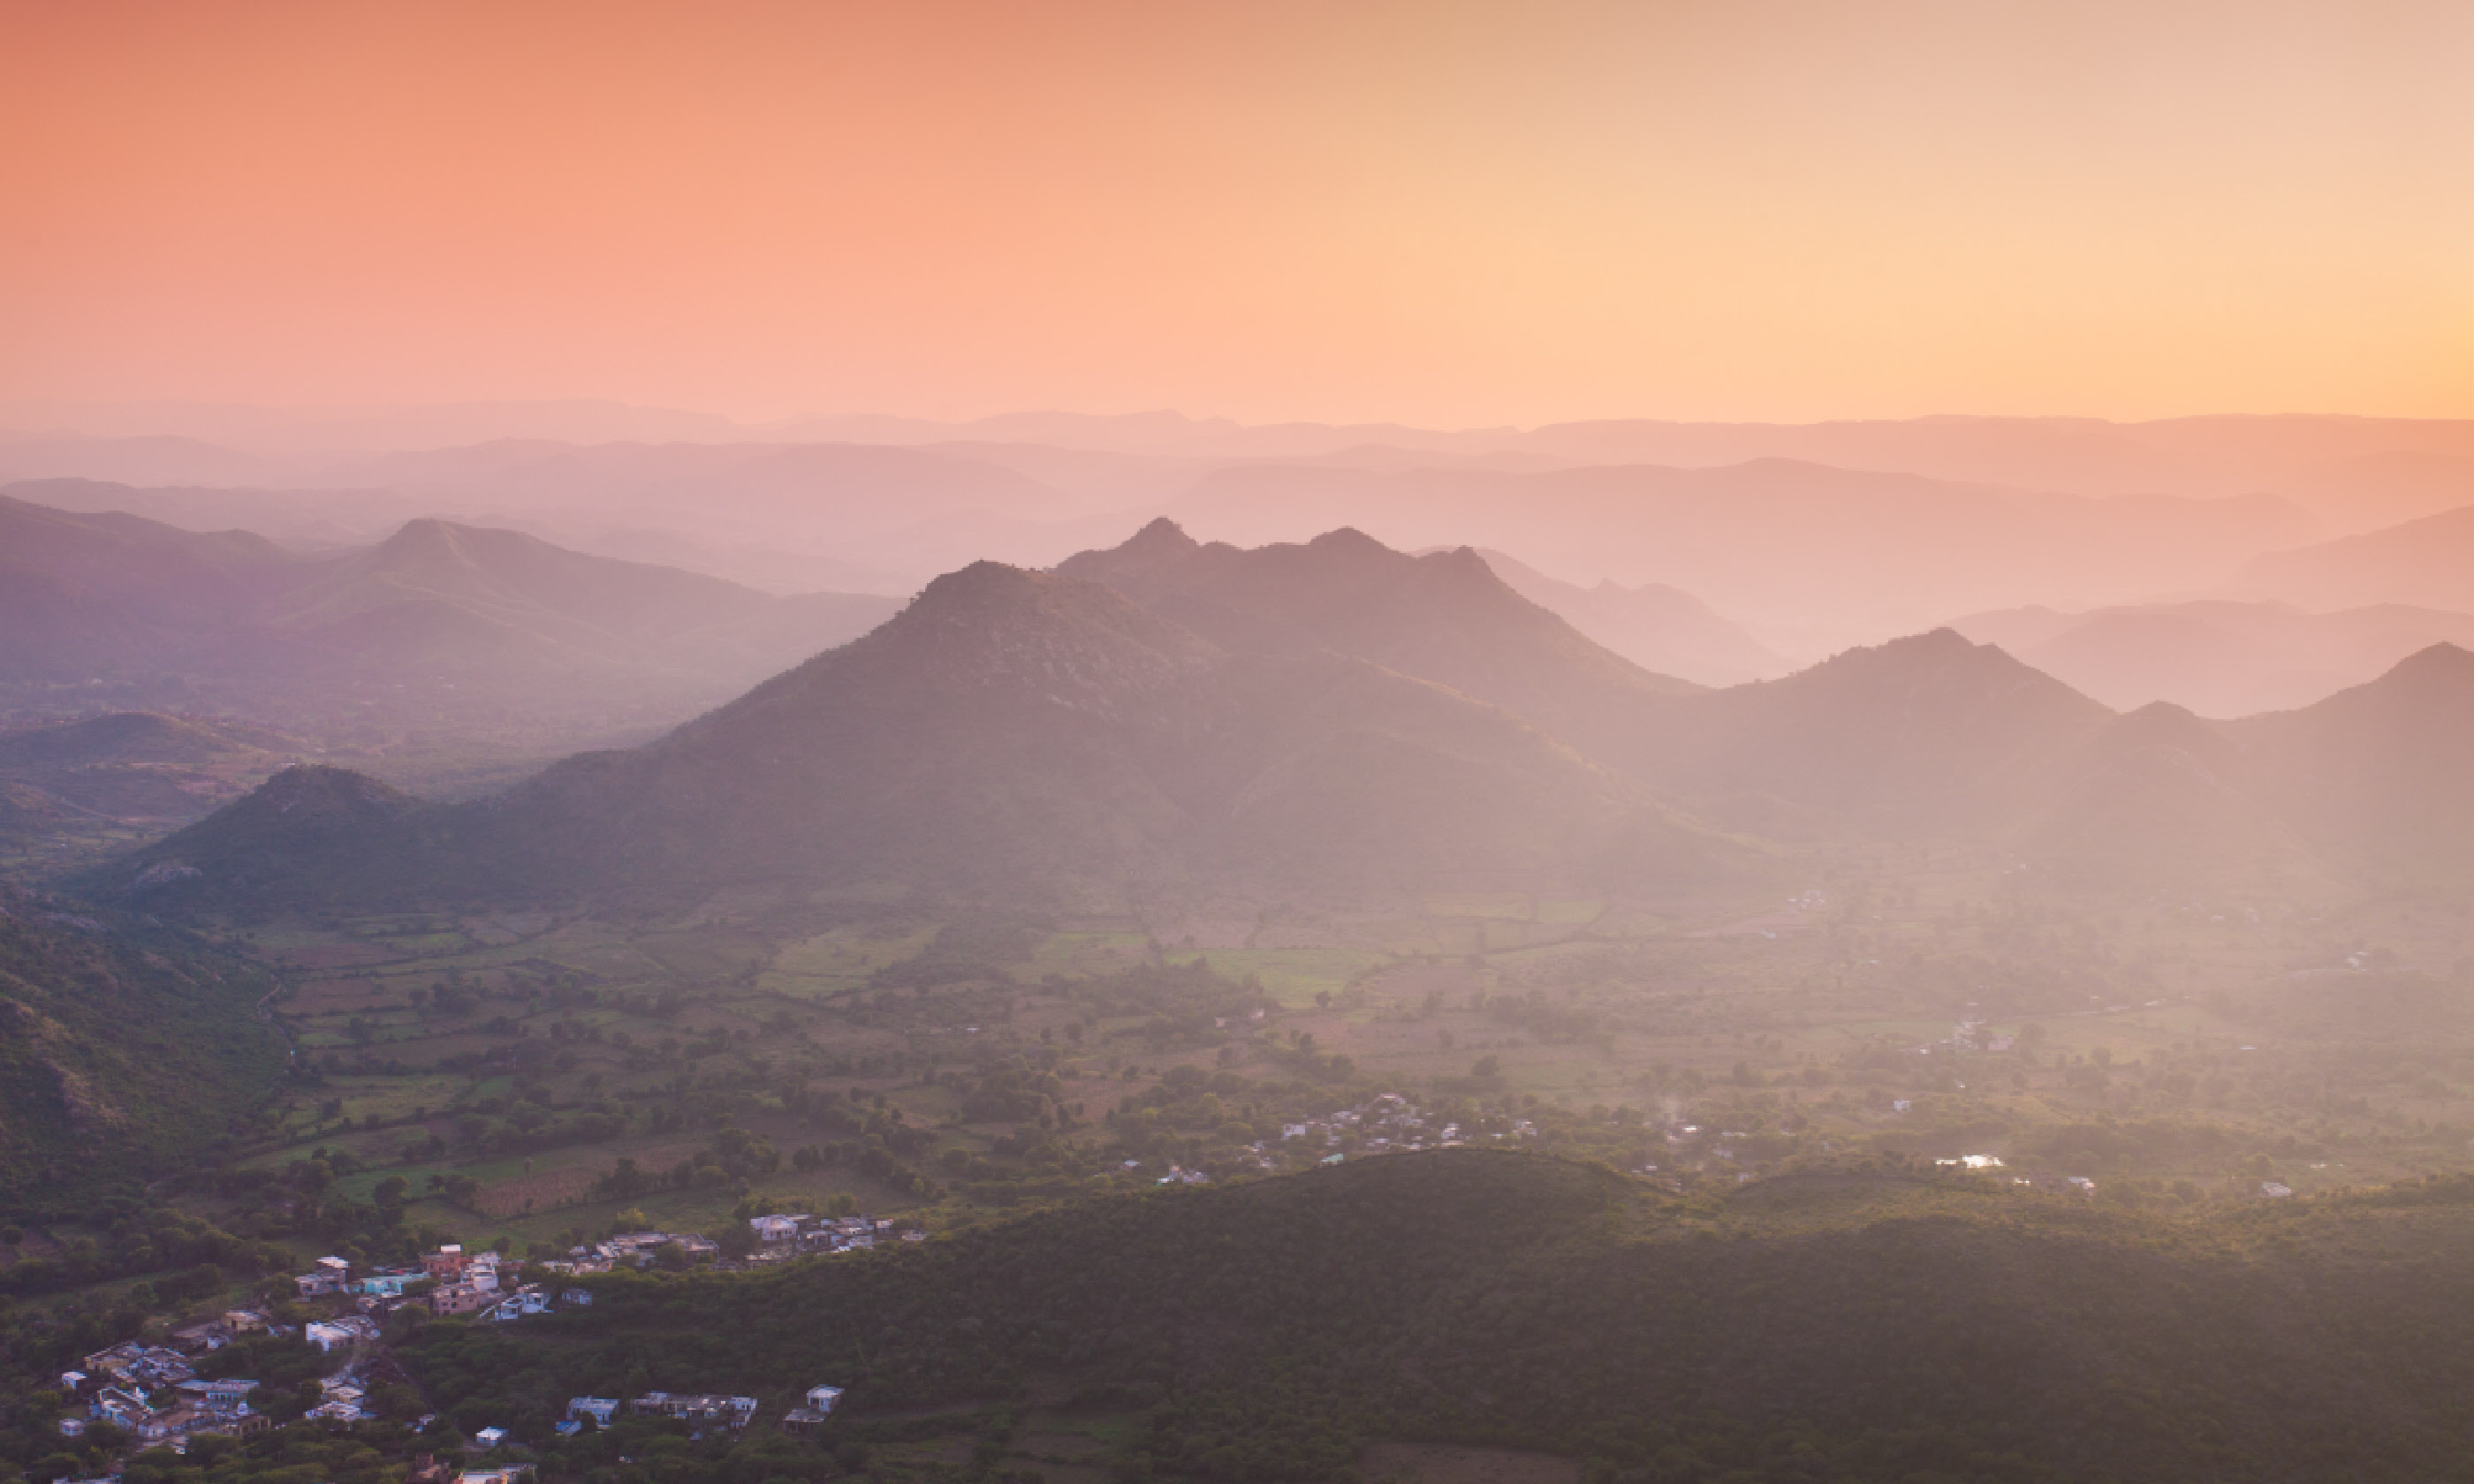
[
  {"x1": 62, "y1": 1345, "x2": 271, "y2": 1449},
  {"x1": 542, "y1": 1230, "x2": 719, "y2": 1270},
  {"x1": 291, "y1": 1246, "x2": 594, "y2": 1328},
  {"x1": 1276, "y1": 1093, "x2": 1482, "y2": 1161},
  {"x1": 560, "y1": 1385, "x2": 842, "y2": 1438},
  {"x1": 740, "y1": 1213, "x2": 919, "y2": 1260}
]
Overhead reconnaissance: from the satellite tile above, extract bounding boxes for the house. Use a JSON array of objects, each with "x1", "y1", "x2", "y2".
[
  {"x1": 2066, "y1": 1177, "x2": 2098, "y2": 1194},
  {"x1": 295, "y1": 1256, "x2": 352, "y2": 1298},
  {"x1": 559, "y1": 1288, "x2": 594, "y2": 1306},
  {"x1": 430, "y1": 1282, "x2": 494, "y2": 1317},
  {"x1": 224, "y1": 1309, "x2": 271, "y2": 1334},
  {"x1": 94, "y1": 1386, "x2": 156, "y2": 1429},
  {"x1": 748, "y1": 1215, "x2": 802, "y2": 1244},
  {"x1": 176, "y1": 1379, "x2": 260, "y2": 1415},
  {"x1": 780, "y1": 1382, "x2": 842, "y2": 1435},
  {"x1": 459, "y1": 1468, "x2": 535, "y2": 1484},
  {"x1": 487, "y1": 1289, "x2": 552, "y2": 1321},
  {"x1": 353, "y1": 1272, "x2": 421, "y2": 1298},
  {"x1": 57, "y1": 1419, "x2": 85, "y2": 1439},
  {"x1": 423, "y1": 1245, "x2": 472, "y2": 1283},
  {"x1": 474, "y1": 1427, "x2": 508, "y2": 1449},
  {"x1": 2261, "y1": 1181, "x2": 2295, "y2": 1199},
  {"x1": 307, "y1": 1316, "x2": 380, "y2": 1352},
  {"x1": 566, "y1": 1397, "x2": 621, "y2": 1427},
  {"x1": 82, "y1": 1343, "x2": 194, "y2": 1388},
  {"x1": 632, "y1": 1392, "x2": 758, "y2": 1427},
  {"x1": 169, "y1": 1322, "x2": 232, "y2": 1353}
]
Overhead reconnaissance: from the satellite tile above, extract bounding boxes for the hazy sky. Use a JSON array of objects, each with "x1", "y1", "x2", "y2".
[{"x1": 4, "y1": 0, "x2": 2470, "y2": 427}]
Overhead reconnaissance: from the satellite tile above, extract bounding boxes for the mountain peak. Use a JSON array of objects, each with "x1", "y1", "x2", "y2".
[
  {"x1": 1305, "y1": 526, "x2": 1390, "y2": 556},
  {"x1": 2381, "y1": 640, "x2": 2474, "y2": 684},
  {"x1": 722, "y1": 560, "x2": 1221, "y2": 725},
  {"x1": 241, "y1": 763, "x2": 418, "y2": 822},
  {"x1": 1122, "y1": 516, "x2": 1201, "y2": 556}
]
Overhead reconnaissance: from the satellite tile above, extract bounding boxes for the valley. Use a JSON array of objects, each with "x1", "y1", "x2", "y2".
[{"x1": 136, "y1": 844, "x2": 2474, "y2": 1264}]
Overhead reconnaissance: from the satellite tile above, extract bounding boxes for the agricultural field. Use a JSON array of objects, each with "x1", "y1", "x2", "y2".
[{"x1": 162, "y1": 852, "x2": 2474, "y2": 1269}]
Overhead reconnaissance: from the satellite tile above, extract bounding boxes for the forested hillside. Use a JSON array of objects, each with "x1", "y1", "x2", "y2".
[
  {"x1": 401, "y1": 1151, "x2": 2474, "y2": 1484},
  {"x1": 0, "y1": 891, "x2": 287, "y2": 1209}
]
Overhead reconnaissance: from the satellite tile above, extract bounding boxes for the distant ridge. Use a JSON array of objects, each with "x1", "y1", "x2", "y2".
[
  {"x1": 1467, "y1": 547, "x2": 1788, "y2": 685},
  {"x1": 0, "y1": 494, "x2": 898, "y2": 688}
]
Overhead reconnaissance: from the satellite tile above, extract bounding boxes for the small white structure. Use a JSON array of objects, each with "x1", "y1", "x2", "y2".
[
  {"x1": 306, "y1": 1317, "x2": 379, "y2": 1353},
  {"x1": 780, "y1": 1385, "x2": 842, "y2": 1437},
  {"x1": 567, "y1": 1397, "x2": 621, "y2": 1427},
  {"x1": 474, "y1": 1426, "x2": 508, "y2": 1449}
]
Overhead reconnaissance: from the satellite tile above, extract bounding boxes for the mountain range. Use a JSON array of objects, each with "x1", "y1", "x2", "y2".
[
  {"x1": 90, "y1": 521, "x2": 2474, "y2": 916},
  {"x1": 0, "y1": 494, "x2": 896, "y2": 690},
  {"x1": 110, "y1": 549, "x2": 1744, "y2": 914},
  {"x1": 13, "y1": 404, "x2": 2472, "y2": 522},
  {"x1": 16, "y1": 408, "x2": 2474, "y2": 680},
  {"x1": 1951, "y1": 599, "x2": 2474, "y2": 717},
  {"x1": 1467, "y1": 548, "x2": 1790, "y2": 685}
]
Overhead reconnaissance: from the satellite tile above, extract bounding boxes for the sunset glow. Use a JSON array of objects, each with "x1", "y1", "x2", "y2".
[{"x1": 6, "y1": 0, "x2": 2470, "y2": 424}]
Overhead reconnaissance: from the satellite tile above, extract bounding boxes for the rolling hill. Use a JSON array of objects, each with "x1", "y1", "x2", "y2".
[
  {"x1": 2228, "y1": 642, "x2": 2474, "y2": 878},
  {"x1": 0, "y1": 496, "x2": 898, "y2": 691},
  {"x1": 2233, "y1": 504, "x2": 2474, "y2": 614},
  {"x1": 0, "y1": 494, "x2": 304, "y2": 682},
  {"x1": 401, "y1": 1148, "x2": 2474, "y2": 1484},
  {"x1": 269, "y1": 518, "x2": 896, "y2": 677},
  {"x1": 1643, "y1": 628, "x2": 2119, "y2": 838}
]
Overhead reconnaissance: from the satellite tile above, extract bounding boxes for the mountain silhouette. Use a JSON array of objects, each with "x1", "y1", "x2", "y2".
[{"x1": 112, "y1": 559, "x2": 1750, "y2": 912}]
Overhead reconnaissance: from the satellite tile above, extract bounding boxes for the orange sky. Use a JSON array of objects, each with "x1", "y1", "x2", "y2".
[{"x1": 3, "y1": 0, "x2": 2469, "y2": 427}]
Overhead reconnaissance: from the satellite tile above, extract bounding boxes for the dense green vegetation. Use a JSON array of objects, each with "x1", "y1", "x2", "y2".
[
  {"x1": 383, "y1": 1150, "x2": 2474, "y2": 1483},
  {"x1": 0, "y1": 890, "x2": 286, "y2": 1211}
]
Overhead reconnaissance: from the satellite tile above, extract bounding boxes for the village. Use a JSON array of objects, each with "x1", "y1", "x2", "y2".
[{"x1": 49, "y1": 1219, "x2": 897, "y2": 1478}]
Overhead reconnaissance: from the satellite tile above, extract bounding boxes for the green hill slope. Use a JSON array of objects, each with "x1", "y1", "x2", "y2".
[
  {"x1": 405, "y1": 1150, "x2": 2474, "y2": 1484},
  {"x1": 0, "y1": 890, "x2": 285, "y2": 1212}
]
